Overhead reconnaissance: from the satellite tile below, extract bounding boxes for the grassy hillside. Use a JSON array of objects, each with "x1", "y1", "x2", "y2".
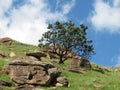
[{"x1": 0, "y1": 40, "x2": 120, "y2": 90}]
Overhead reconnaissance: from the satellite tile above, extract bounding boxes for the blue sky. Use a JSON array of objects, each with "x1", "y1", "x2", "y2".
[{"x1": 0, "y1": 0, "x2": 120, "y2": 67}]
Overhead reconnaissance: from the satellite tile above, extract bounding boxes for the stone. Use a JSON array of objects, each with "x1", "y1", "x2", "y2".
[
  {"x1": 71, "y1": 56, "x2": 91, "y2": 68},
  {"x1": 0, "y1": 80, "x2": 12, "y2": 87},
  {"x1": 3, "y1": 56, "x2": 61, "y2": 86},
  {"x1": 26, "y1": 51, "x2": 47, "y2": 60},
  {"x1": 115, "y1": 66, "x2": 120, "y2": 72},
  {"x1": 80, "y1": 59, "x2": 91, "y2": 68},
  {"x1": 15, "y1": 84, "x2": 39, "y2": 90},
  {"x1": 71, "y1": 56, "x2": 82, "y2": 67},
  {"x1": 102, "y1": 66, "x2": 112, "y2": 72},
  {"x1": 0, "y1": 37, "x2": 12, "y2": 45},
  {"x1": 69, "y1": 67, "x2": 87, "y2": 74},
  {"x1": 0, "y1": 51, "x2": 8, "y2": 58},
  {"x1": 92, "y1": 64, "x2": 106, "y2": 73},
  {"x1": 48, "y1": 68, "x2": 61, "y2": 79},
  {"x1": 56, "y1": 77, "x2": 69, "y2": 87},
  {"x1": 55, "y1": 83, "x2": 63, "y2": 87},
  {"x1": 9, "y1": 52, "x2": 16, "y2": 58}
]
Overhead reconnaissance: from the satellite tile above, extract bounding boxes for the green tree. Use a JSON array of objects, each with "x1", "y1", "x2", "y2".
[{"x1": 39, "y1": 21, "x2": 95, "y2": 64}]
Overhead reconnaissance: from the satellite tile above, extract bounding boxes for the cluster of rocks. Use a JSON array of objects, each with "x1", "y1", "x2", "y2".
[{"x1": 2, "y1": 56, "x2": 69, "y2": 89}]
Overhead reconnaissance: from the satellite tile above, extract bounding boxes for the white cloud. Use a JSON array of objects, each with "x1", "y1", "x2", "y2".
[
  {"x1": 0, "y1": 0, "x2": 76, "y2": 45},
  {"x1": 114, "y1": 0, "x2": 120, "y2": 7},
  {"x1": 62, "y1": 0, "x2": 75, "y2": 14},
  {"x1": 89, "y1": 0, "x2": 120, "y2": 33},
  {"x1": 114, "y1": 56, "x2": 120, "y2": 67},
  {"x1": 111, "y1": 54, "x2": 120, "y2": 67},
  {"x1": 0, "y1": 0, "x2": 12, "y2": 15}
]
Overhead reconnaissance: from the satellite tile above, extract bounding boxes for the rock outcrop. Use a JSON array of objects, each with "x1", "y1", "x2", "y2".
[
  {"x1": 71, "y1": 56, "x2": 91, "y2": 68},
  {"x1": 69, "y1": 56, "x2": 91, "y2": 73},
  {"x1": 3, "y1": 56, "x2": 62, "y2": 86},
  {"x1": 26, "y1": 51, "x2": 47, "y2": 60},
  {"x1": 0, "y1": 37, "x2": 12, "y2": 45}
]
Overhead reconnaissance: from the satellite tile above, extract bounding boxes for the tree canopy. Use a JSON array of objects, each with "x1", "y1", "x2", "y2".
[{"x1": 39, "y1": 21, "x2": 95, "y2": 64}]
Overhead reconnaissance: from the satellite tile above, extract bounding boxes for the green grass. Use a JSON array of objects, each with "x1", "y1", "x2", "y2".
[
  {"x1": 1, "y1": 40, "x2": 120, "y2": 90},
  {"x1": 0, "y1": 59, "x2": 7, "y2": 70}
]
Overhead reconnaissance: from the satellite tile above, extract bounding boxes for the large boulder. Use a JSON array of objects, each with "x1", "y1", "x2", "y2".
[
  {"x1": 3, "y1": 56, "x2": 61, "y2": 86},
  {"x1": 26, "y1": 51, "x2": 47, "y2": 60},
  {"x1": 0, "y1": 37, "x2": 12, "y2": 45},
  {"x1": 71, "y1": 56, "x2": 91, "y2": 68}
]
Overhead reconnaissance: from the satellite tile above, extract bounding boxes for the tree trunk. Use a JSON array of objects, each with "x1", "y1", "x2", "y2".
[{"x1": 59, "y1": 55, "x2": 64, "y2": 64}]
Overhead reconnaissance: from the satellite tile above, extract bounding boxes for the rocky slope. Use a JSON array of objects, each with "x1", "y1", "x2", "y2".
[{"x1": 0, "y1": 37, "x2": 120, "y2": 90}]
